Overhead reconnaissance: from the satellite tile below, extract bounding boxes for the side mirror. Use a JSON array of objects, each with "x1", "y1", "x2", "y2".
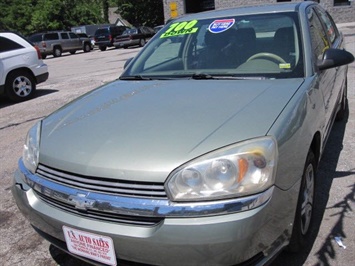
[
  {"x1": 318, "y1": 48, "x2": 354, "y2": 71},
  {"x1": 124, "y1": 57, "x2": 134, "y2": 69}
]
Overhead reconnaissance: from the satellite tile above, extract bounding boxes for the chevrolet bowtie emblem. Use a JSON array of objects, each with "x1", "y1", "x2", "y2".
[{"x1": 68, "y1": 193, "x2": 96, "y2": 211}]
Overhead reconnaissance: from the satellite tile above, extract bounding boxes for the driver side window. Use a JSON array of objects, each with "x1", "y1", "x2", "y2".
[{"x1": 307, "y1": 7, "x2": 329, "y2": 61}]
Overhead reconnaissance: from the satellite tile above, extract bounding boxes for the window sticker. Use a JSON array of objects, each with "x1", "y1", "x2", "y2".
[
  {"x1": 160, "y1": 20, "x2": 199, "y2": 38},
  {"x1": 279, "y1": 63, "x2": 291, "y2": 69},
  {"x1": 208, "y1": 19, "x2": 235, "y2": 33}
]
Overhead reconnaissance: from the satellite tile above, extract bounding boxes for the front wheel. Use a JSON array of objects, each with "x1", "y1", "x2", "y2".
[
  {"x1": 139, "y1": 39, "x2": 145, "y2": 47},
  {"x1": 288, "y1": 150, "x2": 316, "y2": 252},
  {"x1": 5, "y1": 70, "x2": 36, "y2": 102},
  {"x1": 99, "y1": 46, "x2": 107, "y2": 51}
]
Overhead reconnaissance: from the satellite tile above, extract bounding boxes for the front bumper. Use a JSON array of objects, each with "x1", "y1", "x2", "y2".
[
  {"x1": 35, "y1": 71, "x2": 49, "y2": 84},
  {"x1": 12, "y1": 160, "x2": 298, "y2": 265},
  {"x1": 33, "y1": 63, "x2": 49, "y2": 84},
  {"x1": 95, "y1": 41, "x2": 113, "y2": 47},
  {"x1": 113, "y1": 40, "x2": 138, "y2": 48}
]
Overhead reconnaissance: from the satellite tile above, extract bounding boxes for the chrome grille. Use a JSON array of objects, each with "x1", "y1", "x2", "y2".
[
  {"x1": 36, "y1": 164, "x2": 167, "y2": 199},
  {"x1": 36, "y1": 192, "x2": 163, "y2": 226}
]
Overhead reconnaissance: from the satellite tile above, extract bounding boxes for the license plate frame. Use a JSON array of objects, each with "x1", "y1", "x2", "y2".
[{"x1": 63, "y1": 225, "x2": 117, "y2": 266}]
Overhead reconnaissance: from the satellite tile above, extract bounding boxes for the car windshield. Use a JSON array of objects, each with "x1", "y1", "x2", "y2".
[{"x1": 122, "y1": 12, "x2": 304, "y2": 79}]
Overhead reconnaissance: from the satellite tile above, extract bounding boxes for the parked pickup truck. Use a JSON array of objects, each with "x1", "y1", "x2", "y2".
[{"x1": 29, "y1": 31, "x2": 92, "y2": 59}]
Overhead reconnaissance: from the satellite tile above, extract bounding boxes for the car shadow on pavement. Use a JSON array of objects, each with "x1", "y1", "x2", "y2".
[
  {"x1": 35, "y1": 88, "x2": 59, "y2": 98},
  {"x1": 49, "y1": 245, "x2": 91, "y2": 266},
  {"x1": 271, "y1": 108, "x2": 351, "y2": 265},
  {"x1": 0, "y1": 89, "x2": 58, "y2": 108}
]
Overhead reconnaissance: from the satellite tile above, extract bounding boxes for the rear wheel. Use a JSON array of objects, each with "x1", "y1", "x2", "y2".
[
  {"x1": 53, "y1": 47, "x2": 62, "y2": 57},
  {"x1": 70, "y1": 50, "x2": 76, "y2": 54},
  {"x1": 288, "y1": 150, "x2": 316, "y2": 252},
  {"x1": 41, "y1": 54, "x2": 47, "y2": 59},
  {"x1": 5, "y1": 70, "x2": 36, "y2": 102},
  {"x1": 99, "y1": 46, "x2": 107, "y2": 51},
  {"x1": 83, "y1": 43, "x2": 91, "y2": 52}
]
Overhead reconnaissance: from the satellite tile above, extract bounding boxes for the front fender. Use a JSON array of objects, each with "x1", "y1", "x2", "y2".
[{"x1": 269, "y1": 76, "x2": 325, "y2": 190}]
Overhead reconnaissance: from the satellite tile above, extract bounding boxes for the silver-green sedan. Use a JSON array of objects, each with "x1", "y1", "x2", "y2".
[{"x1": 12, "y1": 2, "x2": 354, "y2": 265}]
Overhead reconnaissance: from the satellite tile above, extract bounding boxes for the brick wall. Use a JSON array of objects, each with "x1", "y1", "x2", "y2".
[{"x1": 163, "y1": 0, "x2": 354, "y2": 23}]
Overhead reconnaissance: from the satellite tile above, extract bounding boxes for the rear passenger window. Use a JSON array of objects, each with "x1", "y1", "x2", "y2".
[
  {"x1": 69, "y1": 33, "x2": 78, "y2": 39},
  {"x1": 44, "y1": 33, "x2": 59, "y2": 40},
  {"x1": 61, "y1": 33, "x2": 69, "y2": 39},
  {"x1": 29, "y1": 35, "x2": 42, "y2": 42},
  {"x1": 0, "y1": 37, "x2": 24, "y2": 52}
]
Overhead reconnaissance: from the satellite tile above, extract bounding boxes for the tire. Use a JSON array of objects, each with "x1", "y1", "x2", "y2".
[
  {"x1": 83, "y1": 43, "x2": 91, "y2": 52},
  {"x1": 53, "y1": 47, "x2": 62, "y2": 57},
  {"x1": 70, "y1": 50, "x2": 76, "y2": 54},
  {"x1": 288, "y1": 150, "x2": 316, "y2": 252},
  {"x1": 41, "y1": 54, "x2": 47, "y2": 59},
  {"x1": 335, "y1": 79, "x2": 348, "y2": 121},
  {"x1": 139, "y1": 39, "x2": 145, "y2": 47},
  {"x1": 5, "y1": 70, "x2": 36, "y2": 102},
  {"x1": 99, "y1": 46, "x2": 107, "y2": 51}
]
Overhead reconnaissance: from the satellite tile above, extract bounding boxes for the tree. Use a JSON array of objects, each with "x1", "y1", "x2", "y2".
[
  {"x1": 0, "y1": 0, "x2": 37, "y2": 34},
  {"x1": 116, "y1": 0, "x2": 164, "y2": 27},
  {"x1": 102, "y1": 0, "x2": 110, "y2": 23},
  {"x1": 0, "y1": 0, "x2": 105, "y2": 35},
  {"x1": 30, "y1": 0, "x2": 105, "y2": 33}
]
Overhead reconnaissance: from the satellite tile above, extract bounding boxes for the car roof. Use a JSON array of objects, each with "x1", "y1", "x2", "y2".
[{"x1": 172, "y1": 1, "x2": 312, "y2": 22}]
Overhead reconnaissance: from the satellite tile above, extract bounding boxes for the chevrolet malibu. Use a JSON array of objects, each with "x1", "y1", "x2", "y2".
[{"x1": 12, "y1": 2, "x2": 354, "y2": 266}]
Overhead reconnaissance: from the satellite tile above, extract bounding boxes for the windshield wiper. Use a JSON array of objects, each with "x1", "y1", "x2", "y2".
[
  {"x1": 230, "y1": 76, "x2": 269, "y2": 80},
  {"x1": 190, "y1": 73, "x2": 266, "y2": 80},
  {"x1": 120, "y1": 75, "x2": 153, "y2": 80},
  {"x1": 191, "y1": 73, "x2": 214, "y2": 80}
]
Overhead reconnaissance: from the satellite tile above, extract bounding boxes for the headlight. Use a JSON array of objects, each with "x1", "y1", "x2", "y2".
[
  {"x1": 166, "y1": 136, "x2": 278, "y2": 201},
  {"x1": 23, "y1": 121, "x2": 41, "y2": 173}
]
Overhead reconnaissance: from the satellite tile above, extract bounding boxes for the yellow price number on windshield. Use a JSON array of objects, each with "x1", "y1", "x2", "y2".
[{"x1": 161, "y1": 20, "x2": 199, "y2": 38}]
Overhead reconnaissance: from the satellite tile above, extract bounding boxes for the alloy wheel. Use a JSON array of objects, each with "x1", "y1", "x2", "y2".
[{"x1": 12, "y1": 76, "x2": 32, "y2": 97}]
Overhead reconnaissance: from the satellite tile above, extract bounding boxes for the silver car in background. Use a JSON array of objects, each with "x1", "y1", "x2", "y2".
[{"x1": 12, "y1": 2, "x2": 354, "y2": 266}]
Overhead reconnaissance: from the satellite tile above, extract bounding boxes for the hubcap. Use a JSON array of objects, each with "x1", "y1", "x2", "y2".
[
  {"x1": 300, "y1": 163, "x2": 314, "y2": 235},
  {"x1": 13, "y1": 76, "x2": 32, "y2": 97}
]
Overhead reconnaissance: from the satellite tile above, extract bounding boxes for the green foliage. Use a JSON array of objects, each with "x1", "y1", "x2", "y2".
[
  {"x1": 0, "y1": 0, "x2": 105, "y2": 36},
  {"x1": 0, "y1": 0, "x2": 165, "y2": 35},
  {"x1": 116, "y1": 0, "x2": 164, "y2": 27}
]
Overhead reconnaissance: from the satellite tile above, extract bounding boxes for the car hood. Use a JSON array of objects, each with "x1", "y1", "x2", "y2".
[{"x1": 40, "y1": 79, "x2": 304, "y2": 182}]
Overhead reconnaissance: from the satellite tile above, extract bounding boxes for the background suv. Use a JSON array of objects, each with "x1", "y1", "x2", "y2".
[
  {"x1": 94, "y1": 26, "x2": 128, "y2": 51},
  {"x1": 29, "y1": 31, "x2": 92, "y2": 58},
  {"x1": 0, "y1": 32, "x2": 48, "y2": 102}
]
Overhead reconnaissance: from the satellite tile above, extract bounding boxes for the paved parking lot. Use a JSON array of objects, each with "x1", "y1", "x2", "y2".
[{"x1": 0, "y1": 23, "x2": 354, "y2": 265}]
